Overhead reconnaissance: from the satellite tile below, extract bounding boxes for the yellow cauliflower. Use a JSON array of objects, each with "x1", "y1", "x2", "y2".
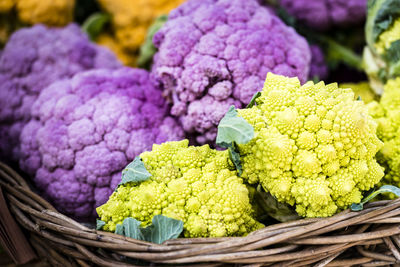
[
  {"x1": 1, "y1": 0, "x2": 75, "y2": 26},
  {"x1": 0, "y1": 0, "x2": 74, "y2": 46},
  {"x1": 236, "y1": 73, "x2": 384, "y2": 218},
  {"x1": 97, "y1": 140, "x2": 263, "y2": 237},
  {"x1": 97, "y1": 0, "x2": 185, "y2": 65}
]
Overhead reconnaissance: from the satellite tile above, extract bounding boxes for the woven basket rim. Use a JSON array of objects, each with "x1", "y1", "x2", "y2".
[{"x1": 2, "y1": 161, "x2": 400, "y2": 266}]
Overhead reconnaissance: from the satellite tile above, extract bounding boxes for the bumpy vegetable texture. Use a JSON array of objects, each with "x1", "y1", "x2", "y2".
[
  {"x1": 235, "y1": 73, "x2": 384, "y2": 218},
  {"x1": 18, "y1": 68, "x2": 184, "y2": 219},
  {"x1": 363, "y1": 0, "x2": 400, "y2": 94},
  {"x1": 97, "y1": 140, "x2": 263, "y2": 237},
  {"x1": 367, "y1": 78, "x2": 400, "y2": 194},
  {"x1": 279, "y1": 0, "x2": 367, "y2": 31},
  {"x1": 0, "y1": 0, "x2": 75, "y2": 26},
  {"x1": 340, "y1": 82, "x2": 377, "y2": 103},
  {"x1": 152, "y1": 0, "x2": 311, "y2": 145},
  {"x1": 0, "y1": 24, "x2": 121, "y2": 161},
  {"x1": 96, "y1": 0, "x2": 185, "y2": 66}
]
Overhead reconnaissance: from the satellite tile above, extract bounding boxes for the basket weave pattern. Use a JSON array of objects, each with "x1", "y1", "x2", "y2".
[{"x1": 2, "y1": 161, "x2": 400, "y2": 266}]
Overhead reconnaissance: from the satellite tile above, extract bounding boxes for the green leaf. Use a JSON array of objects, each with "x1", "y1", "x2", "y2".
[
  {"x1": 113, "y1": 215, "x2": 183, "y2": 244},
  {"x1": 82, "y1": 12, "x2": 110, "y2": 41},
  {"x1": 120, "y1": 157, "x2": 152, "y2": 185},
  {"x1": 96, "y1": 219, "x2": 105, "y2": 230},
  {"x1": 115, "y1": 224, "x2": 124, "y2": 235},
  {"x1": 387, "y1": 40, "x2": 400, "y2": 77},
  {"x1": 216, "y1": 106, "x2": 254, "y2": 147},
  {"x1": 246, "y1": 92, "x2": 261, "y2": 108},
  {"x1": 141, "y1": 215, "x2": 183, "y2": 244},
  {"x1": 351, "y1": 185, "x2": 400, "y2": 211},
  {"x1": 368, "y1": 0, "x2": 400, "y2": 42},
  {"x1": 228, "y1": 146, "x2": 243, "y2": 176},
  {"x1": 255, "y1": 186, "x2": 300, "y2": 222},
  {"x1": 122, "y1": 218, "x2": 144, "y2": 240},
  {"x1": 137, "y1": 15, "x2": 168, "y2": 68}
]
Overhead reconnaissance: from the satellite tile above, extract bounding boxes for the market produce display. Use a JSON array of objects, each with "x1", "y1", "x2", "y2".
[
  {"x1": 0, "y1": 24, "x2": 121, "y2": 161},
  {"x1": 363, "y1": 0, "x2": 400, "y2": 94},
  {"x1": 152, "y1": 0, "x2": 311, "y2": 145},
  {"x1": 279, "y1": 0, "x2": 367, "y2": 30},
  {"x1": 96, "y1": 0, "x2": 185, "y2": 66},
  {"x1": 233, "y1": 73, "x2": 384, "y2": 217},
  {"x1": 18, "y1": 68, "x2": 184, "y2": 219},
  {"x1": 3, "y1": 0, "x2": 400, "y2": 257},
  {"x1": 97, "y1": 139, "x2": 263, "y2": 237}
]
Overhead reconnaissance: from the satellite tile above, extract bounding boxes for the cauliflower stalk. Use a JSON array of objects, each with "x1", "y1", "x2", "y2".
[
  {"x1": 363, "y1": 0, "x2": 400, "y2": 94},
  {"x1": 367, "y1": 78, "x2": 400, "y2": 193},
  {"x1": 219, "y1": 73, "x2": 384, "y2": 218},
  {"x1": 97, "y1": 140, "x2": 263, "y2": 237}
]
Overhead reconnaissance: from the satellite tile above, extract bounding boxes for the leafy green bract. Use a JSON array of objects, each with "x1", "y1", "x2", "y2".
[
  {"x1": 216, "y1": 106, "x2": 254, "y2": 175},
  {"x1": 113, "y1": 215, "x2": 183, "y2": 244},
  {"x1": 120, "y1": 157, "x2": 152, "y2": 185},
  {"x1": 82, "y1": 12, "x2": 110, "y2": 41}
]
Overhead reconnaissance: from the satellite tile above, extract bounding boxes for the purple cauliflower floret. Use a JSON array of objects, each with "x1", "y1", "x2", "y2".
[
  {"x1": 0, "y1": 23, "x2": 121, "y2": 161},
  {"x1": 309, "y1": 44, "x2": 329, "y2": 80},
  {"x1": 19, "y1": 68, "x2": 184, "y2": 220},
  {"x1": 279, "y1": 0, "x2": 367, "y2": 31},
  {"x1": 152, "y1": 0, "x2": 311, "y2": 144}
]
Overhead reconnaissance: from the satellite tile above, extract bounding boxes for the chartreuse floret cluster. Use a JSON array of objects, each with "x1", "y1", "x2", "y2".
[
  {"x1": 97, "y1": 140, "x2": 263, "y2": 237},
  {"x1": 367, "y1": 78, "x2": 400, "y2": 193},
  {"x1": 236, "y1": 73, "x2": 384, "y2": 218}
]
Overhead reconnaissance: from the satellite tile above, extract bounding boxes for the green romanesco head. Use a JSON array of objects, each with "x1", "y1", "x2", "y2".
[
  {"x1": 97, "y1": 140, "x2": 263, "y2": 237},
  {"x1": 367, "y1": 77, "x2": 400, "y2": 196},
  {"x1": 237, "y1": 73, "x2": 384, "y2": 218}
]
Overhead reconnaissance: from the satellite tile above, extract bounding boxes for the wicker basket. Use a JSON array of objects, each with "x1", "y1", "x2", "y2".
[{"x1": 2, "y1": 161, "x2": 400, "y2": 267}]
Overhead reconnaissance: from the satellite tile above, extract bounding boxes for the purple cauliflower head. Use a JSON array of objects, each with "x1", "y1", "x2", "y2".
[
  {"x1": 0, "y1": 23, "x2": 121, "y2": 161},
  {"x1": 309, "y1": 44, "x2": 329, "y2": 81},
  {"x1": 279, "y1": 0, "x2": 367, "y2": 31},
  {"x1": 152, "y1": 0, "x2": 311, "y2": 144},
  {"x1": 19, "y1": 68, "x2": 184, "y2": 220}
]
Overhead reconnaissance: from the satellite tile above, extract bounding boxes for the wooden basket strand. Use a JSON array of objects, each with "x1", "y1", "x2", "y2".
[{"x1": 1, "y1": 161, "x2": 400, "y2": 266}]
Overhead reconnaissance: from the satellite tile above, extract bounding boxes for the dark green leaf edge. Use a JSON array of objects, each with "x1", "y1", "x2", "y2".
[{"x1": 246, "y1": 92, "x2": 261, "y2": 108}]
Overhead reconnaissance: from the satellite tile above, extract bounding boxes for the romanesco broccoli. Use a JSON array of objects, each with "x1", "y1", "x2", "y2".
[
  {"x1": 97, "y1": 140, "x2": 263, "y2": 237},
  {"x1": 236, "y1": 73, "x2": 384, "y2": 218},
  {"x1": 340, "y1": 82, "x2": 378, "y2": 103},
  {"x1": 367, "y1": 78, "x2": 400, "y2": 193}
]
